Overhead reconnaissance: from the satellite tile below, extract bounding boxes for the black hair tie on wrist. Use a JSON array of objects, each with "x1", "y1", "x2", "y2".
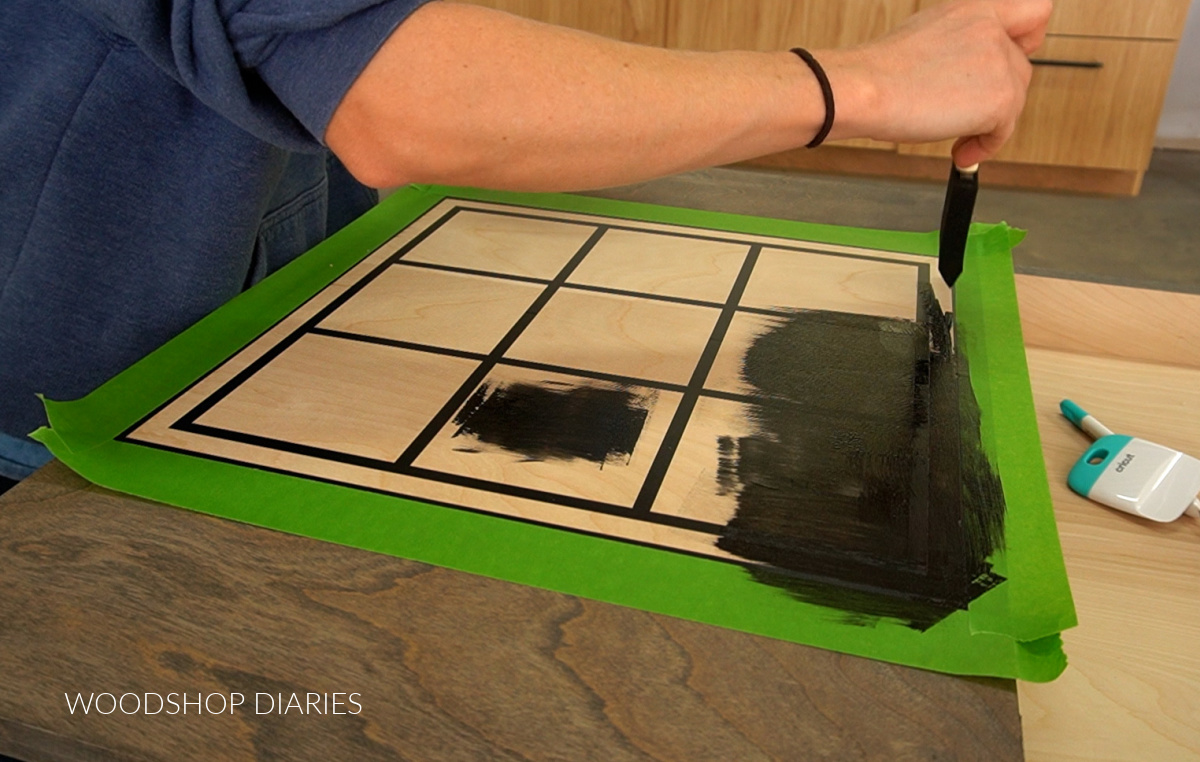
[{"x1": 791, "y1": 47, "x2": 835, "y2": 148}]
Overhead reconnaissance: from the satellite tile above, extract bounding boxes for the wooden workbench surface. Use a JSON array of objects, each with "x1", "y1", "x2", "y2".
[
  {"x1": 0, "y1": 459, "x2": 1020, "y2": 762},
  {"x1": 1016, "y1": 276, "x2": 1200, "y2": 762},
  {"x1": 2, "y1": 273, "x2": 1197, "y2": 762}
]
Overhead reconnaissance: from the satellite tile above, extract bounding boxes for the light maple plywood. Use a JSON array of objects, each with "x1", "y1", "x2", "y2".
[
  {"x1": 740, "y1": 247, "x2": 920, "y2": 319},
  {"x1": 916, "y1": 0, "x2": 1193, "y2": 41},
  {"x1": 1016, "y1": 275, "x2": 1200, "y2": 370},
  {"x1": 653, "y1": 395, "x2": 753, "y2": 525},
  {"x1": 404, "y1": 210, "x2": 597, "y2": 279},
  {"x1": 507, "y1": 289, "x2": 720, "y2": 385},
  {"x1": 900, "y1": 36, "x2": 1180, "y2": 172},
  {"x1": 127, "y1": 198, "x2": 951, "y2": 585},
  {"x1": 567, "y1": 228, "x2": 749, "y2": 303},
  {"x1": 196, "y1": 334, "x2": 479, "y2": 461},
  {"x1": 319, "y1": 266, "x2": 544, "y2": 354},
  {"x1": 1020, "y1": 347, "x2": 1200, "y2": 762},
  {"x1": 451, "y1": 0, "x2": 668, "y2": 45}
]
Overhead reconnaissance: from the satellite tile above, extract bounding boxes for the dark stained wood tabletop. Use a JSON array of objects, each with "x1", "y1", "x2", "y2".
[{"x1": 0, "y1": 461, "x2": 1022, "y2": 762}]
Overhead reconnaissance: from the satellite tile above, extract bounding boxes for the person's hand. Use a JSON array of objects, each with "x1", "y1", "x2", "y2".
[{"x1": 818, "y1": 0, "x2": 1052, "y2": 167}]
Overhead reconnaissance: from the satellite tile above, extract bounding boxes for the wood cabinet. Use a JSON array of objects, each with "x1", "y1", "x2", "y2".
[
  {"x1": 899, "y1": 36, "x2": 1181, "y2": 173},
  {"x1": 663, "y1": 0, "x2": 913, "y2": 52},
  {"x1": 891, "y1": 0, "x2": 1192, "y2": 193},
  {"x1": 450, "y1": 0, "x2": 1193, "y2": 194},
  {"x1": 664, "y1": 0, "x2": 915, "y2": 150},
  {"x1": 451, "y1": 0, "x2": 667, "y2": 46}
]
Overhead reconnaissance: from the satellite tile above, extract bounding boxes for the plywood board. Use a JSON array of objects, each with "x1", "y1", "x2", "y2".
[
  {"x1": 33, "y1": 187, "x2": 1074, "y2": 682},
  {"x1": 126, "y1": 199, "x2": 949, "y2": 566}
]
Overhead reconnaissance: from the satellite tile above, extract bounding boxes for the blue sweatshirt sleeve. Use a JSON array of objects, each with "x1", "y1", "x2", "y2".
[{"x1": 65, "y1": 0, "x2": 433, "y2": 151}]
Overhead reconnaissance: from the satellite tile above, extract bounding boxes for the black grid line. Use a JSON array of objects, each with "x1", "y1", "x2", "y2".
[
  {"x1": 130, "y1": 201, "x2": 940, "y2": 552},
  {"x1": 447, "y1": 202, "x2": 926, "y2": 268},
  {"x1": 392, "y1": 225, "x2": 611, "y2": 468},
  {"x1": 630, "y1": 246, "x2": 762, "y2": 513},
  {"x1": 169, "y1": 206, "x2": 472, "y2": 430},
  {"x1": 393, "y1": 259, "x2": 551, "y2": 286},
  {"x1": 307, "y1": 327, "x2": 488, "y2": 362}
]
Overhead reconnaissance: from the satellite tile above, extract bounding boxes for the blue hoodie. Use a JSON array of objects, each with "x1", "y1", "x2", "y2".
[{"x1": 0, "y1": 0, "x2": 430, "y2": 478}]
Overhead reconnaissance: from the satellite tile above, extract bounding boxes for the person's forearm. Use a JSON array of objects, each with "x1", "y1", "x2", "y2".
[
  {"x1": 327, "y1": 3, "x2": 868, "y2": 190},
  {"x1": 327, "y1": 0, "x2": 1053, "y2": 190}
]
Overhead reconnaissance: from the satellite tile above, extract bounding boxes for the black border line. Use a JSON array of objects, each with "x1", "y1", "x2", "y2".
[
  {"x1": 125, "y1": 437, "x2": 740, "y2": 562},
  {"x1": 307, "y1": 328, "x2": 488, "y2": 362},
  {"x1": 170, "y1": 420, "x2": 721, "y2": 534},
  {"x1": 122, "y1": 201, "x2": 940, "y2": 561}
]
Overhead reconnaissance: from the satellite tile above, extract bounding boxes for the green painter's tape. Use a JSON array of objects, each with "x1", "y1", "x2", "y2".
[{"x1": 33, "y1": 185, "x2": 1074, "y2": 682}]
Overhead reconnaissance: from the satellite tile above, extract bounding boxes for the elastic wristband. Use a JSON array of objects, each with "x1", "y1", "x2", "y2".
[{"x1": 791, "y1": 48, "x2": 835, "y2": 148}]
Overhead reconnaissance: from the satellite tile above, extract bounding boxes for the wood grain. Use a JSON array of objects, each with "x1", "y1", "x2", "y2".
[
  {"x1": 507, "y1": 287, "x2": 720, "y2": 384},
  {"x1": 319, "y1": 266, "x2": 546, "y2": 353},
  {"x1": 1019, "y1": 347, "x2": 1200, "y2": 762},
  {"x1": 196, "y1": 334, "x2": 480, "y2": 461},
  {"x1": 916, "y1": 0, "x2": 1194, "y2": 41},
  {"x1": 1016, "y1": 275, "x2": 1200, "y2": 370},
  {"x1": 566, "y1": 229, "x2": 748, "y2": 303},
  {"x1": 450, "y1": 0, "x2": 669, "y2": 45},
  {"x1": 0, "y1": 462, "x2": 1023, "y2": 761},
  {"x1": 740, "y1": 246, "x2": 919, "y2": 319},
  {"x1": 404, "y1": 210, "x2": 597, "y2": 280}
]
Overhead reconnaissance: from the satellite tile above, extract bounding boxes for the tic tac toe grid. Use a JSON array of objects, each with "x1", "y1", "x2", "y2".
[{"x1": 125, "y1": 199, "x2": 950, "y2": 562}]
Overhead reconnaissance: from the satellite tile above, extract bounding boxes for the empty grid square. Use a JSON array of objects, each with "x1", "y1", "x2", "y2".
[
  {"x1": 506, "y1": 289, "x2": 719, "y2": 386},
  {"x1": 740, "y1": 248, "x2": 919, "y2": 320},
  {"x1": 567, "y1": 229, "x2": 749, "y2": 303},
  {"x1": 402, "y1": 210, "x2": 598, "y2": 279},
  {"x1": 194, "y1": 334, "x2": 480, "y2": 461},
  {"x1": 319, "y1": 266, "x2": 543, "y2": 354}
]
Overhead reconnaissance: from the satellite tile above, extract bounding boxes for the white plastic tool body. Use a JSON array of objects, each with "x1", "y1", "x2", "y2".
[
  {"x1": 1061, "y1": 399, "x2": 1200, "y2": 523},
  {"x1": 1082, "y1": 438, "x2": 1200, "y2": 522}
]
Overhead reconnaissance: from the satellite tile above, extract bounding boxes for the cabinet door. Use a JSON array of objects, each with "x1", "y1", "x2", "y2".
[
  {"x1": 915, "y1": 0, "x2": 1192, "y2": 41},
  {"x1": 451, "y1": 0, "x2": 668, "y2": 45},
  {"x1": 665, "y1": 0, "x2": 916, "y2": 51},
  {"x1": 899, "y1": 36, "x2": 1180, "y2": 171},
  {"x1": 666, "y1": 0, "x2": 918, "y2": 150}
]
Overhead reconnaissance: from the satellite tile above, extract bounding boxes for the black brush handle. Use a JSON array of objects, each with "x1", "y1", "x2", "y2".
[{"x1": 938, "y1": 163, "x2": 978, "y2": 289}]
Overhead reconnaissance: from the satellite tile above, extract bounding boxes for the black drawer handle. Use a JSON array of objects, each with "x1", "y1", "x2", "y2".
[{"x1": 1030, "y1": 58, "x2": 1104, "y2": 69}]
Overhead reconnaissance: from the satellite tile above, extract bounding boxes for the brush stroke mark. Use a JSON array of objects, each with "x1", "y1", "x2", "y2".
[
  {"x1": 452, "y1": 379, "x2": 655, "y2": 467},
  {"x1": 716, "y1": 285, "x2": 1005, "y2": 629}
]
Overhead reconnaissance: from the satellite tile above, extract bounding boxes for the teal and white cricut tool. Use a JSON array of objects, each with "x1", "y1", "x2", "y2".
[{"x1": 1061, "y1": 399, "x2": 1200, "y2": 523}]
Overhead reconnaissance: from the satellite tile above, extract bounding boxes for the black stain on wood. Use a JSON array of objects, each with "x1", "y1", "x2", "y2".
[
  {"x1": 716, "y1": 285, "x2": 1005, "y2": 629},
  {"x1": 452, "y1": 379, "x2": 654, "y2": 467}
]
